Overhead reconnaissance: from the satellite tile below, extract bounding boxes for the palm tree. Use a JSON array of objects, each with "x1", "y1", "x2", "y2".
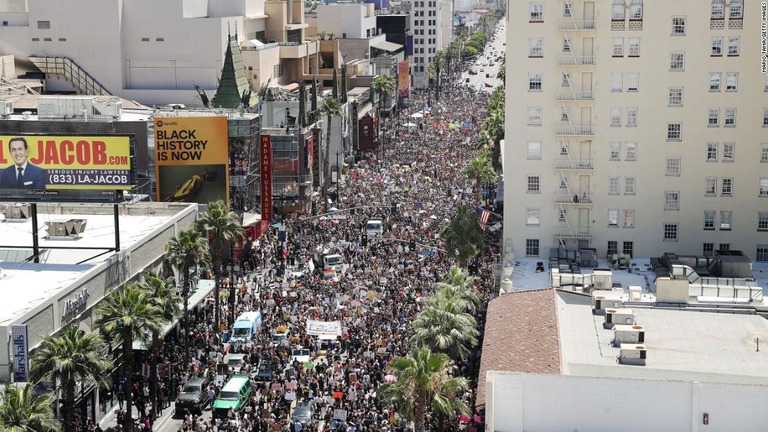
[
  {"x1": 30, "y1": 326, "x2": 111, "y2": 432},
  {"x1": 195, "y1": 200, "x2": 243, "y2": 327},
  {"x1": 318, "y1": 96, "x2": 342, "y2": 191},
  {"x1": 370, "y1": 74, "x2": 396, "y2": 150},
  {"x1": 0, "y1": 383, "x2": 61, "y2": 432},
  {"x1": 95, "y1": 284, "x2": 165, "y2": 432},
  {"x1": 140, "y1": 270, "x2": 181, "y2": 420},
  {"x1": 379, "y1": 346, "x2": 469, "y2": 432},
  {"x1": 434, "y1": 266, "x2": 481, "y2": 310},
  {"x1": 464, "y1": 152, "x2": 498, "y2": 205},
  {"x1": 441, "y1": 205, "x2": 485, "y2": 268},
  {"x1": 411, "y1": 293, "x2": 480, "y2": 361},
  {"x1": 164, "y1": 228, "x2": 211, "y2": 370}
]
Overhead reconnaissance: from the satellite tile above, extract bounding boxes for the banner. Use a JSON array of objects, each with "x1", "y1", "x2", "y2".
[
  {"x1": 12, "y1": 324, "x2": 29, "y2": 382},
  {"x1": 154, "y1": 116, "x2": 229, "y2": 203},
  {"x1": 260, "y1": 135, "x2": 273, "y2": 221},
  {"x1": 306, "y1": 319, "x2": 342, "y2": 337},
  {"x1": 305, "y1": 136, "x2": 314, "y2": 170},
  {"x1": 359, "y1": 114, "x2": 375, "y2": 151},
  {"x1": 398, "y1": 61, "x2": 410, "y2": 98}
]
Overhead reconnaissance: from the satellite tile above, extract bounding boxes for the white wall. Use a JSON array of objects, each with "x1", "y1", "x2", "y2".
[
  {"x1": 488, "y1": 373, "x2": 768, "y2": 432},
  {"x1": 316, "y1": 3, "x2": 377, "y2": 39}
]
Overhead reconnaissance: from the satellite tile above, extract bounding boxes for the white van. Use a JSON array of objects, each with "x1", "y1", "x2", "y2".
[
  {"x1": 323, "y1": 254, "x2": 349, "y2": 274},
  {"x1": 366, "y1": 219, "x2": 384, "y2": 236},
  {"x1": 230, "y1": 311, "x2": 262, "y2": 345}
]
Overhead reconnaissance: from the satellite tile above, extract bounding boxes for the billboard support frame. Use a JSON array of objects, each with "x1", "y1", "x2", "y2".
[{"x1": 0, "y1": 203, "x2": 121, "y2": 264}]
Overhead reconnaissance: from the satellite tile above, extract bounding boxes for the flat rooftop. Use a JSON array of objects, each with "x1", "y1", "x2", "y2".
[
  {"x1": 0, "y1": 203, "x2": 189, "y2": 326},
  {"x1": 557, "y1": 290, "x2": 768, "y2": 385}
]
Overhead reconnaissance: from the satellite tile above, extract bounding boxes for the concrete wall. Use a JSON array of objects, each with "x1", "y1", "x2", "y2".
[
  {"x1": 488, "y1": 373, "x2": 768, "y2": 432},
  {"x1": 316, "y1": 3, "x2": 377, "y2": 39}
]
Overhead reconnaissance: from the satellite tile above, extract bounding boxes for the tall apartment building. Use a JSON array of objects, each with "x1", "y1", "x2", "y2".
[
  {"x1": 407, "y1": 0, "x2": 453, "y2": 89},
  {"x1": 503, "y1": 0, "x2": 768, "y2": 262}
]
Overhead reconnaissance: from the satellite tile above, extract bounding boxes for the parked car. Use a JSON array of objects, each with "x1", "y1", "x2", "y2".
[
  {"x1": 292, "y1": 401, "x2": 317, "y2": 426},
  {"x1": 291, "y1": 348, "x2": 311, "y2": 364},
  {"x1": 174, "y1": 377, "x2": 210, "y2": 416},
  {"x1": 255, "y1": 359, "x2": 278, "y2": 381}
]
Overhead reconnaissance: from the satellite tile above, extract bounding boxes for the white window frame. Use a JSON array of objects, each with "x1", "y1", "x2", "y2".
[
  {"x1": 626, "y1": 72, "x2": 639, "y2": 92},
  {"x1": 612, "y1": 0, "x2": 625, "y2": 20},
  {"x1": 609, "y1": 177, "x2": 620, "y2": 195},
  {"x1": 527, "y1": 175, "x2": 540, "y2": 193},
  {"x1": 623, "y1": 209, "x2": 635, "y2": 228},
  {"x1": 763, "y1": 108, "x2": 768, "y2": 127},
  {"x1": 525, "y1": 239, "x2": 540, "y2": 256},
  {"x1": 613, "y1": 38, "x2": 624, "y2": 57},
  {"x1": 611, "y1": 72, "x2": 622, "y2": 92},
  {"x1": 720, "y1": 211, "x2": 732, "y2": 230},
  {"x1": 562, "y1": 73, "x2": 571, "y2": 87},
  {"x1": 562, "y1": 38, "x2": 572, "y2": 53},
  {"x1": 708, "y1": 108, "x2": 720, "y2": 127},
  {"x1": 527, "y1": 141, "x2": 542, "y2": 160},
  {"x1": 609, "y1": 142, "x2": 621, "y2": 161},
  {"x1": 529, "y1": 2, "x2": 544, "y2": 21},
  {"x1": 728, "y1": 36, "x2": 740, "y2": 56},
  {"x1": 724, "y1": 107, "x2": 736, "y2": 127},
  {"x1": 707, "y1": 143, "x2": 719, "y2": 162},
  {"x1": 526, "y1": 208, "x2": 541, "y2": 226},
  {"x1": 711, "y1": 37, "x2": 723, "y2": 56},
  {"x1": 629, "y1": 0, "x2": 643, "y2": 20},
  {"x1": 667, "y1": 123, "x2": 682, "y2": 141},
  {"x1": 626, "y1": 107, "x2": 638, "y2": 127},
  {"x1": 610, "y1": 107, "x2": 622, "y2": 127},
  {"x1": 722, "y1": 142, "x2": 735, "y2": 162},
  {"x1": 624, "y1": 177, "x2": 636, "y2": 195},
  {"x1": 561, "y1": 106, "x2": 570, "y2": 122},
  {"x1": 663, "y1": 223, "x2": 679, "y2": 241},
  {"x1": 559, "y1": 208, "x2": 567, "y2": 221},
  {"x1": 729, "y1": 0, "x2": 743, "y2": 19},
  {"x1": 528, "y1": 73, "x2": 542, "y2": 91},
  {"x1": 664, "y1": 191, "x2": 680, "y2": 211},
  {"x1": 671, "y1": 16, "x2": 687, "y2": 35},
  {"x1": 721, "y1": 177, "x2": 733, "y2": 196},
  {"x1": 759, "y1": 212, "x2": 768, "y2": 230},
  {"x1": 608, "y1": 209, "x2": 619, "y2": 227},
  {"x1": 529, "y1": 38, "x2": 543, "y2": 57},
  {"x1": 705, "y1": 177, "x2": 717, "y2": 195},
  {"x1": 625, "y1": 142, "x2": 637, "y2": 161},
  {"x1": 564, "y1": 2, "x2": 573, "y2": 17},
  {"x1": 759, "y1": 178, "x2": 768, "y2": 197},
  {"x1": 527, "y1": 107, "x2": 543, "y2": 126},
  {"x1": 665, "y1": 157, "x2": 681, "y2": 176},
  {"x1": 704, "y1": 210, "x2": 716, "y2": 230},
  {"x1": 712, "y1": 0, "x2": 724, "y2": 19},
  {"x1": 668, "y1": 87, "x2": 683, "y2": 106},
  {"x1": 628, "y1": 38, "x2": 640, "y2": 56},
  {"x1": 709, "y1": 72, "x2": 721, "y2": 91},
  {"x1": 670, "y1": 52, "x2": 685, "y2": 71},
  {"x1": 726, "y1": 72, "x2": 738, "y2": 91},
  {"x1": 762, "y1": 143, "x2": 768, "y2": 163}
]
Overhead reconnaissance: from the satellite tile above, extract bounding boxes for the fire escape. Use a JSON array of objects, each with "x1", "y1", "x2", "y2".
[{"x1": 553, "y1": 1, "x2": 596, "y2": 248}]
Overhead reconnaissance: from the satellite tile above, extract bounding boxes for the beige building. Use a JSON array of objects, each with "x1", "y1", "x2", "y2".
[{"x1": 503, "y1": 0, "x2": 768, "y2": 262}]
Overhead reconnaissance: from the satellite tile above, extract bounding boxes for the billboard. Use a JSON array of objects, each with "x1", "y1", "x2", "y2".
[
  {"x1": 0, "y1": 135, "x2": 135, "y2": 202},
  {"x1": 359, "y1": 114, "x2": 375, "y2": 151},
  {"x1": 398, "y1": 61, "x2": 410, "y2": 98},
  {"x1": 260, "y1": 135, "x2": 273, "y2": 222},
  {"x1": 12, "y1": 325, "x2": 29, "y2": 382},
  {"x1": 154, "y1": 116, "x2": 229, "y2": 203}
]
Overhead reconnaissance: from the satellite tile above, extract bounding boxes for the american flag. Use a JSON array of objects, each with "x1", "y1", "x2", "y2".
[{"x1": 476, "y1": 207, "x2": 491, "y2": 224}]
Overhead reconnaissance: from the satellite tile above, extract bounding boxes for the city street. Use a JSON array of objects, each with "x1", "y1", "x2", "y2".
[{"x1": 462, "y1": 20, "x2": 506, "y2": 92}]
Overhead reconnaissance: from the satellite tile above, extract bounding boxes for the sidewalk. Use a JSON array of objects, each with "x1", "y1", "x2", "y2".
[{"x1": 98, "y1": 399, "x2": 176, "y2": 432}]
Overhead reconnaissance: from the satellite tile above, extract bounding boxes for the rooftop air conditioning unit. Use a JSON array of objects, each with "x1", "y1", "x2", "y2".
[
  {"x1": 612, "y1": 324, "x2": 645, "y2": 347},
  {"x1": 2, "y1": 204, "x2": 31, "y2": 220},
  {"x1": 0, "y1": 99, "x2": 12, "y2": 117},
  {"x1": 45, "y1": 219, "x2": 87, "y2": 239},
  {"x1": 593, "y1": 269, "x2": 613, "y2": 289},
  {"x1": 618, "y1": 343, "x2": 647, "y2": 366},
  {"x1": 604, "y1": 308, "x2": 634, "y2": 329},
  {"x1": 592, "y1": 290, "x2": 621, "y2": 315}
]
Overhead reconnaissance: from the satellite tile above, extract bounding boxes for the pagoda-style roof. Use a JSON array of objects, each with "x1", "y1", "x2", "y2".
[{"x1": 212, "y1": 35, "x2": 258, "y2": 109}]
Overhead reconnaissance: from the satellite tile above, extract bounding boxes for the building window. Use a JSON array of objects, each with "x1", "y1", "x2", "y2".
[
  {"x1": 528, "y1": 73, "x2": 542, "y2": 91},
  {"x1": 703, "y1": 243, "x2": 715, "y2": 257},
  {"x1": 58, "y1": 37, "x2": 66, "y2": 42},
  {"x1": 728, "y1": 37, "x2": 740, "y2": 56},
  {"x1": 625, "y1": 142, "x2": 637, "y2": 161},
  {"x1": 561, "y1": 141, "x2": 570, "y2": 155},
  {"x1": 559, "y1": 208, "x2": 568, "y2": 221},
  {"x1": 722, "y1": 142, "x2": 735, "y2": 162},
  {"x1": 712, "y1": 0, "x2": 724, "y2": 19},
  {"x1": 704, "y1": 210, "x2": 716, "y2": 230},
  {"x1": 626, "y1": 73, "x2": 639, "y2": 92},
  {"x1": 529, "y1": 2, "x2": 544, "y2": 22},
  {"x1": 527, "y1": 142, "x2": 542, "y2": 160},
  {"x1": 609, "y1": 177, "x2": 620, "y2": 195},
  {"x1": 561, "y1": 107, "x2": 570, "y2": 122},
  {"x1": 564, "y1": 2, "x2": 573, "y2": 17},
  {"x1": 529, "y1": 38, "x2": 543, "y2": 57},
  {"x1": 756, "y1": 245, "x2": 768, "y2": 262},
  {"x1": 527, "y1": 176, "x2": 540, "y2": 193},
  {"x1": 668, "y1": 87, "x2": 683, "y2": 106},
  {"x1": 624, "y1": 177, "x2": 636, "y2": 195},
  {"x1": 608, "y1": 209, "x2": 619, "y2": 227},
  {"x1": 720, "y1": 243, "x2": 731, "y2": 252},
  {"x1": 562, "y1": 73, "x2": 571, "y2": 87},
  {"x1": 667, "y1": 123, "x2": 682, "y2": 141},
  {"x1": 759, "y1": 212, "x2": 768, "y2": 231},
  {"x1": 711, "y1": 37, "x2": 723, "y2": 56},
  {"x1": 671, "y1": 16, "x2": 686, "y2": 35},
  {"x1": 624, "y1": 209, "x2": 635, "y2": 228},
  {"x1": 609, "y1": 142, "x2": 621, "y2": 161},
  {"x1": 526, "y1": 239, "x2": 540, "y2": 256},
  {"x1": 720, "y1": 211, "x2": 732, "y2": 230},
  {"x1": 31, "y1": 38, "x2": 39, "y2": 41},
  {"x1": 664, "y1": 223, "x2": 679, "y2": 241},
  {"x1": 527, "y1": 107, "x2": 543, "y2": 125},
  {"x1": 608, "y1": 241, "x2": 618, "y2": 257},
  {"x1": 610, "y1": 107, "x2": 622, "y2": 127},
  {"x1": 729, "y1": 0, "x2": 743, "y2": 19},
  {"x1": 623, "y1": 241, "x2": 634, "y2": 257},
  {"x1": 724, "y1": 108, "x2": 736, "y2": 127},
  {"x1": 763, "y1": 108, "x2": 768, "y2": 127},
  {"x1": 526, "y1": 208, "x2": 541, "y2": 226},
  {"x1": 726, "y1": 72, "x2": 738, "y2": 91},
  {"x1": 562, "y1": 39, "x2": 572, "y2": 53},
  {"x1": 670, "y1": 52, "x2": 685, "y2": 71},
  {"x1": 721, "y1": 177, "x2": 733, "y2": 196},
  {"x1": 613, "y1": 38, "x2": 624, "y2": 56},
  {"x1": 762, "y1": 143, "x2": 768, "y2": 162},
  {"x1": 664, "y1": 191, "x2": 680, "y2": 210},
  {"x1": 760, "y1": 178, "x2": 768, "y2": 197},
  {"x1": 37, "y1": 20, "x2": 50, "y2": 29},
  {"x1": 612, "y1": 0, "x2": 625, "y2": 20},
  {"x1": 708, "y1": 108, "x2": 720, "y2": 126},
  {"x1": 665, "y1": 157, "x2": 681, "y2": 176},
  {"x1": 628, "y1": 38, "x2": 640, "y2": 56},
  {"x1": 43, "y1": 37, "x2": 51, "y2": 41},
  {"x1": 156, "y1": 37, "x2": 164, "y2": 42},
  {"x1": 611, "y1": 72, "x2": 622, "y2": 92},
  {"x1": 705, "y1": 177, "x2": 717, "y2": 196},
  {"x1": 707, "y1": 143, "x2": 719, "y2": 162},
  {"x1": 626, "y1": 107, "x2": 638, "y2": 127},
  {"x1": 560, "y1": 176, "x2": 568, "y2": 189},
  {"x1": 709, "y1": 73, "x2": 721, "y2": 91}
]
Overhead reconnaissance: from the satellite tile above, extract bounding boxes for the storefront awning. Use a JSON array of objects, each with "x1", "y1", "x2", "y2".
[
  {"x1": 371, "y1": 40, "x2": 403, "y2": 52},
  {"x1": 132, "y1": 279, "x2": 216, "y2": 350},
  {"x1": 283, "y1": 83, "x2": 300, "y2": 92}
]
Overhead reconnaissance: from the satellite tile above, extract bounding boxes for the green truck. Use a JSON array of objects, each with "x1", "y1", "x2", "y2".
[{"x1": 211, "y1": 375, "x2": 252, "y2": 419}]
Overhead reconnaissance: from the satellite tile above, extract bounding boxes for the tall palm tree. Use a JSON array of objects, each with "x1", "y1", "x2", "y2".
[
  {"x1": 464, "y1": 152, "x2": 498, "y2": 205},
  {"x1": 411, "y1": 293, "x2": 480, "y2": 361},
  {"x1": 434, "y1": 266, "x2": 481, "y2": 310},
  {"x1": 164, "y1": 228, "x2": 211, "y2": 370},
  {"x1": 195, "y1": 200, "x2": 243, "y2": 327},
  {"x1": 0, "y1": 383, "x2": 61, "y2": 432},
  {"x1": 379, "y1": 347, "x2": 469, "y2": 432},
  {"x1": 140, "y1": 270, "x2": 181, "y2": 419},
  {"x1": 30, "y1": 326, "x2": 111, "y2": 432},
  {"x1": 95, "y1": 284, "x2": 164, "y2": 432},
  {"x1": 441, "y1": 205, "x2": 485, "y2": 268},
  {"x1": 371, "y1": 74, "x2": 396, "y2": 152},
  {"x1": 318, "y1": 96, "x2": 342, "y2": 191}
]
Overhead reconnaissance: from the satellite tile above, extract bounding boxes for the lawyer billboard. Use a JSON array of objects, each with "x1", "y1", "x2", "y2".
[
  {"x1": 154, "y1": 116, "x2": 229, "y2": 203},
  {"x1": 0, "y1": 135, "x2": 135, "y2": 202}
]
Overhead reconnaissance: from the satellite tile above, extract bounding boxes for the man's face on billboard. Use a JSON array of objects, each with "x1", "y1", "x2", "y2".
[{"x1": 9, "y1": 140, "x2": 28, "y2": 167}]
